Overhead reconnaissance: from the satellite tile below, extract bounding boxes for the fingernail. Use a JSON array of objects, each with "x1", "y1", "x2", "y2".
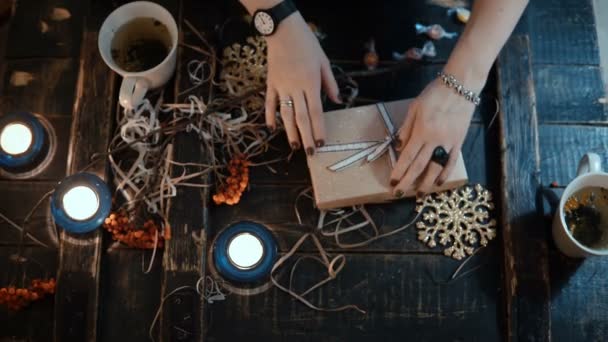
[
  {"x1": 390, "y1": 179, "x2": 399, "y2": 187},
  {"x1": 337, "y1": 94, "x2": 344, "y2": 104},
  {"x1": 436, "y1": 179, "x2": 445, "y2": 187},
  {"x1": 306, "y1": 147, "x2": 315, "y2": 156},
  {"x1": 315, "y1": 139, "x2": 325, "y2": 148},
  {"x1": 417, "y1": 191, "x2": 425, "y2": 198},
  {"x1": 395, "y1": 190, "x2": 404, "y2": 198},
  {"x1": 291, "y1": 142, "x2": 300, "y2": 150},
  {"x1": 268, "y1": 125, "x2": 276, "y2": 132}
]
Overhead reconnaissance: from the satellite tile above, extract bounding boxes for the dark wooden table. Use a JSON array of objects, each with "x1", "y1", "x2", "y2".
[{"x1": 0, "y1": 0, "x2": 606, "y2": 341}]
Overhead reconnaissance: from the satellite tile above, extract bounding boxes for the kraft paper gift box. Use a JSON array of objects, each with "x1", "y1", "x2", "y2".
[{"x1": 307, "y1": 99, "x2": 468, "y2": 210}]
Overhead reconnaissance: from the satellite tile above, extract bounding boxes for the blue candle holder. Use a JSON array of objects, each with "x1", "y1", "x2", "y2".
[
  {"x1": 0, "y1": 112, "x2": 47, "y2": 171},
  {"x1": 213, "y1": 221, "x2": 278, "y2": 283},
  {"x1": 51, "y1": 172, "x2": 112, "y2": 234}
]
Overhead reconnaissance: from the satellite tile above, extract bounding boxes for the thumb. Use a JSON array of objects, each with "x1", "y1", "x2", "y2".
[{"x1": 321, "y1": 60, "x2": 342, "y2": 104}]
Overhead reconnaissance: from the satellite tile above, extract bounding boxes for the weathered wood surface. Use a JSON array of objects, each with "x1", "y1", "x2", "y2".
[
  {"x1": 533, "y1": 65, "x2": 606, "y2": 123},
  {"x1": 54, "y1": 0, "x2": 116, "y2": 339},
  {"x1": 527, "y1": 0, "x2": 599, "y2": 66},
  {"x1": 6, "y1": 0, "x2": 85, "y2": 58},
  {"x1": 205, "y1": 253, "x2": 501, "y2": 342},
  {"x1": 497, "y1": 31, "x2": 551, "y2": 341}
]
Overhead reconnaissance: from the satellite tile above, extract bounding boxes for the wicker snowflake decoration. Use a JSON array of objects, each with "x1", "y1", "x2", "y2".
[
  {"x1": 415, "y1": 184, "x2": 497, "y2": 260},
  {"x1": 220, "y1": 36, "x2": 267, "y2": 111}
]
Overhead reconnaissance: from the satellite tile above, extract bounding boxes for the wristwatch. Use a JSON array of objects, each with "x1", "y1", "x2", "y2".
[{"x1": 252, "y1": 1, "x2": 297, "y2": 36}]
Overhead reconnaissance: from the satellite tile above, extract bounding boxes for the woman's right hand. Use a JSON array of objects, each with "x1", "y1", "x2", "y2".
[{"x1": 264, "y1": 12, "x2": 341, "y2": 155}]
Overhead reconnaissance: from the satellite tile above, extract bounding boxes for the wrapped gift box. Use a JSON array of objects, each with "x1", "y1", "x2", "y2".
[{"x1": 307, "y1": 99, "x2": 468, "y2": 210}]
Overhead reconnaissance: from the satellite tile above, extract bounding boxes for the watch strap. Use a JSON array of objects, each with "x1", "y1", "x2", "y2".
[{"x1": 270, "y1": 0, "x2": 297, "y2": 24}]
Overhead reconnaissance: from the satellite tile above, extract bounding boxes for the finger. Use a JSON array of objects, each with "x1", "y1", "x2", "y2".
[
  {"x1": 436, "y1": 144, "x2": 462, "y2": 186},
  {"x1": 265, "y1": 87, "x2": 278, "y2": 131},
  {"x1": 390, "y1": 138, "x2": 423, "y2": 186},
  {"x1": 394, "y1": 144, "x2": 434, "y2": 197},
  {"x1": 305, "y1": 88, "x2": 326, "y2": 147},
  {"x1": 292, "y1": 91, "x2": 316, "y2": 155},
  {"x1": 279, "y1": 92, "x2": 300, "y2": 150},
  {"x1": 321, "y1": 60, "x2": 341, "y2": 104},
  {"x1": 416, "y1": 155, "x2": 446, "y2": 195},
  {"x1": 396, "y1": 101, "x2": 418, "y2": 150}
]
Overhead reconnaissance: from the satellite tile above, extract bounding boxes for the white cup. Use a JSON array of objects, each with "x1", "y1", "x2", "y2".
[
  {"x1": 98, "y1": 1, "x2": 178, "y2": 109},
  {"x1": 552, "y1": 153, "x2": 608, "y2": 257}
]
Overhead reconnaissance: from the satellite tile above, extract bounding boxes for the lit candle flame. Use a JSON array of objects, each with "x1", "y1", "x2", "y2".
[
  {"x1": 227, "y1": 232, "x2": 264, "y2": 269},
  {"x1": 0, "y1": 123, "x2": 33, "y2": 155},
  {"x1": 62, "y1": 185, "x2": 100, "y2": 221}
]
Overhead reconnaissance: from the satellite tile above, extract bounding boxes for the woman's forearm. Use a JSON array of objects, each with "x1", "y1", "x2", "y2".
[
  {"x1": 444, "y1": 0, "x2": 529, "y2": 89},
  {"x1": 240, "y1": 0, "x2": 281, "y2": 15}
]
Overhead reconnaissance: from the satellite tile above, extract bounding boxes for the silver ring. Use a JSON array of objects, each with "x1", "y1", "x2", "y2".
[{"x1": 279, "y1": 99, "x2": 294, "y2": 108}]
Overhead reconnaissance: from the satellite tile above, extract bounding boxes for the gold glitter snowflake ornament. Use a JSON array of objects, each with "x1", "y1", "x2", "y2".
[
  {"x1": 220, "y1": 36, "x2": 267, "y2": 111},
  {"x1": 415, "y1": 184, "x2": 497, "y2": 260}
]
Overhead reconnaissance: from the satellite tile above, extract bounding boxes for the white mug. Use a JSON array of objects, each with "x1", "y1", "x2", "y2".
[
  {"x1": 98, "y1": 1, "x2": 178, "y2": 109},
  {"x1": 552, "y1": 153, "x2": 608, "y2": 257}
]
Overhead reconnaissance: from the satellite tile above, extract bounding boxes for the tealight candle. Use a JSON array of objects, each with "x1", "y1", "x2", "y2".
[
  {"x1": 62, "y1": 185, "x2": 100, "y2": 221},
  {"x1": 227, "y1": 232, "x2": 265, "y2": 270},
  {"x1": 0, "y1": 112, "x2": 47, "y2": 171},
  {"x1": 51, "y1": 172, "x2": 112, "y2": 234},
  {"x1": 0, "y1": 123, "x2": 33, "y2": 155},
  {"x1": 213, "y1": 221, "x2": 277, "y2": 283}
]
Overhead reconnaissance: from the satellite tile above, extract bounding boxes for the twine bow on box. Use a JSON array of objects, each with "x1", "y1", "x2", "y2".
[{"x1": 317, "y1": 103, "x2": 398, "y2": 172}]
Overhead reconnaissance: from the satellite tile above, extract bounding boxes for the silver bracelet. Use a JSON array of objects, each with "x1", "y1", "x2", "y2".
[{"x1": 437, "y1": 72, "x2": 481, "y2": 106}]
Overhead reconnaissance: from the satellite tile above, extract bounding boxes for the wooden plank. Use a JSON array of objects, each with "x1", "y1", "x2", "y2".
[
  {"x1": 0, "y1": 247, "x2": 57, "y2": 341},
  {"x1": 497, "y1": 34, "x2": 551, "y2": 340},
  {"x1": 99, "y1": 249, "x2": 162, "y2": 342},
  {"x1": 528, "y1": 0, "x2": 600, "y2": 66},
  {"x1": 53, "y1": 3, "x2": 116, "y2": 339},
  {"x1": 6, "y1": 0, "x2": 86, "y2": 58},
  {"x1": 0, "y1": 59, "x2": 78, "y2": 117},
  {"x1": 538, "y1": 125, "x2": 608, "y2": 187},
  {"x1": 533, "y1": 65, "x2": 606, "y2": 123},
  {"x1": 159, "y1": 1, "x2": 207, "y2": 341},
  {"x1": 549, "y1": 251, "x2": 608, "y2": 341},
  {"x1": 0, "y1": 181, "x2": 57, "y2": 246},
  {"x1": 205, "y1": 252, "x2": 501, "y2": 341}
]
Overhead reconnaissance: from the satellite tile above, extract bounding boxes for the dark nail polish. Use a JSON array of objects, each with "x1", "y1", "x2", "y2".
[
  {"x1": 436, "y1": 179, "x2": 445, "y2": 187},
  {"x1": 390, "y1": 179, "x2": 399, "y2": 187},
  {"x1": 417, "y1": 191, "x2": 425, "y2": 198},
  {"x1": 395, "y1": 190, "x2": 404, "y2": 198},
  {"x1": 291, "y1": 142, "x2": 300, "y2": 150},
  {"x1": 315, "y1": 139, "x2": 325, "y2": 148},
  {"x1": 268, "y1": 125, "x2": 276, "y2": 133},
  {"x1": 306, "y1": 147, "x2": 315, "y2": 156}
]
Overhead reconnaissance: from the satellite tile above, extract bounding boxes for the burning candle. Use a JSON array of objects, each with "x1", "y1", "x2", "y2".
[
  {"x1": 51, "y1": 173, "x2": 112, "y2": 233},
  {"x1": 61, "y1": 185, "x2": 100, "y2": 221},
  {"x1": 213, "y1": 221, "x2": 277, "y2": 283},
  {"x1": 0, "y1": 123, "x2": 33, "y2": 155},
  {"x1": 227, "y1": 232, "x2": 265, "y2": 270},
  {"x1": 0, "y1": 112, "x2": 47, "y2": 170}
]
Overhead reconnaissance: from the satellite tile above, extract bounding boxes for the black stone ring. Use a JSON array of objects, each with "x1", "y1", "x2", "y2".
[{"x1": 431, "y1": 146, "x2": 450, "y2": 167}]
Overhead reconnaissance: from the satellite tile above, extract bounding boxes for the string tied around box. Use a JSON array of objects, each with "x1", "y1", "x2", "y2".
[{"x1": 316, "y1": 102, "x2": 398, "y2": 172}]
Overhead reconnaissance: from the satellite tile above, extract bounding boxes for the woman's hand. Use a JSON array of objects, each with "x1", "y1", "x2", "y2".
[
  {"x1": 389, "y1": 75, "x2": 482, "y2": 197},
  {"x1": 263, "y1": 12, "x2": 341, "y2": 155}
]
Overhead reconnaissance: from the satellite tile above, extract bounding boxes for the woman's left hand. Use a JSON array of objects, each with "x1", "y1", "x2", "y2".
[{"x1": 389, "y1": 77, "x2": 480, "y2": 197}]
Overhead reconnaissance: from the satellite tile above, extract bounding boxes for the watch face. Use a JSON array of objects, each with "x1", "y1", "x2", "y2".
[{"x1": 254, "y1": 11, "x2": 275, "y2": 35}]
